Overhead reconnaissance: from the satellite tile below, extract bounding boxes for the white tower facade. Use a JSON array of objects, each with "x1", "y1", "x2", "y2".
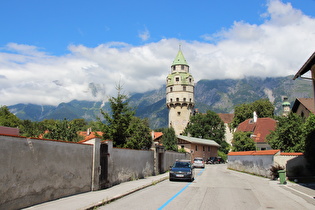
[{"x1": 166, "y1": 48, "x2": 195, "y2": 135}]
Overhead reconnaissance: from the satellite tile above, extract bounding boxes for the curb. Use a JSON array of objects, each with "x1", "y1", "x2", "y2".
[{"x1": 85, "y1": 175, "x2": 169, "y2": 210}]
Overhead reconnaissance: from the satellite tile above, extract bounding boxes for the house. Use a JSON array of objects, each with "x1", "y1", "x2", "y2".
[
  {"x1": 151, "y1": 131, "x2": 163, "y2": 145},
  {"x1": 218, "y1": 113, "x2": 234, "y2": 146},
  {"x1": 177, "y1": 135, "x2": 220, "y2": 160},
  {"x1": 78, "y1": 128, "x2": 103, "y2": 142},
  {"x1": 291, "y1": 98, "x2": 315, "y2": 118},
  {"x1": 293, "y1": 51, "x2": 315, "y2": 111},
  {"x1": 236, "y1": 116, "x2": 277, "y2": 150}
]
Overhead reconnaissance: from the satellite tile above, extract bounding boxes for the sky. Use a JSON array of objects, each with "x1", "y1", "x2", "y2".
[{"x1": 1, "y1": 0, "x2": 315, "y2": 106}]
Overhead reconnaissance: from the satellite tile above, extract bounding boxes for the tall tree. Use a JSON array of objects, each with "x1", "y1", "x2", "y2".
[
  {"x1": 124, "y1": 117, "x2": 152, "y2": 150},
  {"x1": 183, "y1": 110, "x2": 228, "y2": 153},
  {"x1": 231, "y1": 99, "x2": 274, "y2": 128},
  {"x1": 161, "y1": 127, "x2": 178, "y2": 151},
  {"x1": 266, "y1": 113, "x2": 304, "y2": 152},
  {"x1": 232, "y1": 131, "x2": 256, "y2": 151},
  {"x1": 101, "y1": 85, "x2": 135, "y2": 147}
]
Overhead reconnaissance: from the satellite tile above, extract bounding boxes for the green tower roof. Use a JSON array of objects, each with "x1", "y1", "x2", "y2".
[{"x1": 172, "y1": 48, "x2": 188, "y2": 66}]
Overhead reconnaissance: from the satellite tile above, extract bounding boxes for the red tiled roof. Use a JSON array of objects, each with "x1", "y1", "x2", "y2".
[
  {"x1": 78, "y1": 131, "x2": 103, "y2": 142},
  {"x1": 218, "y1": 113, "x2": 234, "y2": 123},
  {"x1": 153, "y1": 132, "x2": 163, "y2": 140},
  {"x1": 236, "y1": 118, "x2": 277, "y2": 143},
  {"x1": 228, "y1": 150, "x2": 280, "y2": 156},
  {"x1": 0, "y1": 126, "x2": 19, "y2": 136}
]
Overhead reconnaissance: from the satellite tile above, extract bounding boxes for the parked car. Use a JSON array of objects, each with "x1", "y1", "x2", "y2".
[
  {"x1": 169, "y1": 160, "x2": 194, "y2": 182},
  {"x1": 206, "y1": 157, "x2": 225, "y2": 164},
  {"x1": 192, "y1": 157, "x2": 205, "y2": 168}
]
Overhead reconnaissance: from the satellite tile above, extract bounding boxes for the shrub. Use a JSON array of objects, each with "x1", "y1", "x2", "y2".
[{"x1": 269, "y1": 164, "x2": 285, "y2": 180}]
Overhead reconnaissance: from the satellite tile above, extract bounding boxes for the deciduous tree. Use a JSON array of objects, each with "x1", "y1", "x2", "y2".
[
  {"x1": 161, "y1": 127, "x2": 177, "y2": 151},
  {"x1": 232, "y1": 131, "x2": 256, "y2": 151}
]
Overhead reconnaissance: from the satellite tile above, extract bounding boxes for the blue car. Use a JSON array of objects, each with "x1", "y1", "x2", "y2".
[{"x1": 169, "y1": 160, "x2": 194, "y2": 182}]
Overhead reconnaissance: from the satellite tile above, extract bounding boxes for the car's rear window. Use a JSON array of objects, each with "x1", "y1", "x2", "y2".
[{"x1": 194, "y1": 158, "x2": 203, "y2": 161}]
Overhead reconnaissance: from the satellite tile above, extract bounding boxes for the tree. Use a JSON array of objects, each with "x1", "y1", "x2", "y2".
[
  {"x1": 161, "y1": 127, "x2": 178, "y2": 151},
  {"x1": 231, "y1": 99, "x2": 274, "y2": 129},
  {"x1": 183, "y1": 110, "x2": 228, "y2": 153},
  {"x1": 266, "y1": 113, "x2": 304, "y2": 152},
  {"x1": 124, "y1": 117, "x2": 152, "y2": 150},
  {"x1": 101, "y1": 85, "x2": 135, "y2": 147},
  {"x1": 0, "y1": 105, "x2": 21, "y2": 127},
  {"x1": 302, "y1": 114, "x2": 315, "y2": 174},
  {"x1": 43, "y1": 119, "x2": 83, "y2": 142},
  {"x1": 232, "y1": 131, "x2": 256, "y2": 151}
]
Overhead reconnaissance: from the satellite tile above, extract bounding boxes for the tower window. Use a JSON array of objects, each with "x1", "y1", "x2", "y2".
[
  {"x1": 181, "y1": 65, "x2": 184, "y2": 70},
  {"x1": 190, "y1": 98, "x2": 192, "y2": 102},
  {"x1": 170, "y1": 87, "x2": 173, "y2": 92},
  {"x1": 189, "y1": 78, "x2": 192, "y2": 83},
  {"x1": 173, "y1": 66, "x2": 175, "y2": 70},
  {"x1": 176, "y1": 77, "x2": 179, "y2": 82},
  {"x1": 177, "y1": 112, "x2": 181, "y2": 116},
  {"x1": 176, "y1": 98, "x2": 179, "y2": 102},
  {"x1": 183, "y1": 98, "x2": 186, "y2": 102},
  {"x1": 183, "y1": 86, "x2": 186, "y2": 91},
  {"x1": 170, "y1": 98, "x2": 173, "y2": 102}
]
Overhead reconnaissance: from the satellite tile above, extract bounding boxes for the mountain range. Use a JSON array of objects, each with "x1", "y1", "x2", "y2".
[{"x1": 7, "y1": 75, "x2": 313, "y2": 129}]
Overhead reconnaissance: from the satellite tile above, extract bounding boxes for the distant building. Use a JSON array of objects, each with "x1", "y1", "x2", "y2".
[
  {"x1": 217, "y1": 113, "x2": 234, "y2": 147},
  {"x1": 177, "y1": 135, "x2": 220, "y2": 160},
  {"x1": 166, "y1": 47, "x2": 195, "y2": 135},
  {"x1": 236, "y1": 115, "x2": 277, "y2": 150},
  {"x1": 292, "y1": 98, "x2": 315, "y2": 118},
  {"x1": 282, "y1": 96, "x2": 291, "y2": 116}
]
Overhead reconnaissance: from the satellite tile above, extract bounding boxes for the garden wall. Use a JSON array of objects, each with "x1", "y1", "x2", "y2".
[{"x1": 0, "y1": 135, "x2": 93, "y2": 209}]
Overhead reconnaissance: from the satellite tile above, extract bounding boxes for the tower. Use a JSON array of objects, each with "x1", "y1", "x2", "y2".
[
  {"x1": 282, "y1": 96, "x2": 291, "y2": 116},
  {"x1": 166, "y1": 47, "x2": 195, "y2": 135}
]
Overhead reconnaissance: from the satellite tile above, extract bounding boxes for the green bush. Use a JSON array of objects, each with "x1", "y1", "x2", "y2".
[{"x1": 269, "y1": 164, "x2": 284, "y2": 180}]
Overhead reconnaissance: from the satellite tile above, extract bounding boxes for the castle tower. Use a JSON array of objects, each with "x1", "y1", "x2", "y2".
[
  {"x1": 282, "y1": 96, "x2": 291, "y2": 116},
  {"x1": 166, "y1": 47, "x2": 195, "y2": 135}
]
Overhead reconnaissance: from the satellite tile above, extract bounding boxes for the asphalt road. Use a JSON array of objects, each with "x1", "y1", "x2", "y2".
[{"x1": 100, "y1": 164, "x2": 315, "y2": 210}]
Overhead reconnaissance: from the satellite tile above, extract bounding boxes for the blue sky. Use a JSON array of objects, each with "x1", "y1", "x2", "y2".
[{"x1": 1, "y1": 0, "x2": 315, "y2": 106}]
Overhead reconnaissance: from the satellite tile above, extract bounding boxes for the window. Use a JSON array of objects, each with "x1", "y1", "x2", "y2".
[
  {"x1": 170, "y1": 98, "x2": 173, "y2": 102},
  {"x1": 176, "y1": 98, "x2": 179, "y2": 102},
  {"x1": 183, "y1": 86, "x2": 186, "y2": 91},
  {"x1": 183, "y1": 98, "x2": 186, "y2": 102},
  {"x1": 208, "y1": 146, "x2": 210, "y2": 152},
  {"x1": 195, "y1": 145, "x2": 198, "y2": 151},
  {"x1": 181, "y1": 65, "x2": 184, "y2": 70},
  {"x1": 173, "y1": 66, "x2": 176, "y2": 70},
  {"x1": 176, "y1": 77, "x2": 179, "y2": 82},
  {"x1": 203, "y1": 146, "x2": 205, "y2": 151},
  {"x1": 177, "y1": 112, "x2": 181, "y2": 116},
  {"x1": 189, "y1": 78, "x2": 192, "y2": 83},
  {"x1": 170, "y1": 87, "x2": 173, "y2": 92}
]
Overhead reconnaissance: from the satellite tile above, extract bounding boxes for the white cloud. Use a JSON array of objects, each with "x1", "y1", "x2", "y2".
[
  {"x1": 138, "y1": 27, "x2": 150, "y2": 42},
  {"x1": 1, "y1": 0, "x2": 315, "y2": 106}
]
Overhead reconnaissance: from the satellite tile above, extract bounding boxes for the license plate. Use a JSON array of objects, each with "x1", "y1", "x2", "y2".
[{"x1": 176, "y1": 174, "x2": 184, "y2": 177}]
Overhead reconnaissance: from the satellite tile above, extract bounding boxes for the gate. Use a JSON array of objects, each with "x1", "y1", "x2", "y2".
[{"x1": 99, "y1": 143, "x2": 108, "y2": 189}]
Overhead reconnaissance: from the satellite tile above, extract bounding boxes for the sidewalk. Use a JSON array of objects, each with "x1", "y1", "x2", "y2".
[{"x1": 25, "y1": 173, "x2": 169, "y2": 210}]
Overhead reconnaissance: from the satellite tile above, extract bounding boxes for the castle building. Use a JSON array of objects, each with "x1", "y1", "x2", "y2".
[{"x1": 166, "y1": 47, "x2": 195, "y2": 135}]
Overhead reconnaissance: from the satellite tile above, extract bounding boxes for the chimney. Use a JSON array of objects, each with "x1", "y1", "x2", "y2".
[
  {"x1": 253, "y1": 111, "x2": 258, "y2": 123},
  {"x1": 87, "y1": 127, "x2": 91, "y2": 136}
]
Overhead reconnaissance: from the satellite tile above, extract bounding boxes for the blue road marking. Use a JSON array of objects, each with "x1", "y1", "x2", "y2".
[{"x1": 158, "y1": 168, "x2": 205, "y2": 210}]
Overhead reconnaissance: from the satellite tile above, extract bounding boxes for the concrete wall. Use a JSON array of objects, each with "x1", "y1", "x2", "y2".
[
  {"x1": 228, "y1": 155, "x2": 274, "y2": 178},
  {"x1": 162, "y1": 150, "x2": 191, "y2": 172},
  {"x1": 275, "y1": 155, "x2": 309, "y2": 177},
  {"x1": 0, "y1": 135, "x2": 93, "y2": 209},
  {"x1": 107, "y1": 141, "x2": 154, "y2": 186}
]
